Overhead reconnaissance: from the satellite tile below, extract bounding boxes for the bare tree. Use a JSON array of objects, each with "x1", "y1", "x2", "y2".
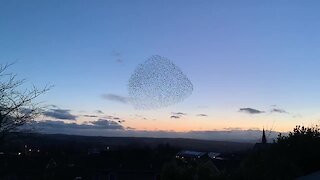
[{"x1": 0, "y1": 63, "x2": 50, "y2": 143}]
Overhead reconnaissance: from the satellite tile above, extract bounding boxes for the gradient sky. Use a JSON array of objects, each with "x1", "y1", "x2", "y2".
[{"x1": 1, "y1": 0, "x2": 320, "y2": 135}]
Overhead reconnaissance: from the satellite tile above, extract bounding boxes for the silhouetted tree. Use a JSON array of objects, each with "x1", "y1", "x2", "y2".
[
  {"x1": 0, "y1": 63, "x2": 50, "y2": 143},
  {"x1": 239, "y1": 125, "x2": 320, "y2": 180},
  {"x1": 276, "y1": 125, "x2": 320, "y2": 174}
]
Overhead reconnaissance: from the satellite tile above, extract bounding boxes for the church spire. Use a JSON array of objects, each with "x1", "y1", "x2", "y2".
[{"x1": 262, "y1": 128, "x2": 267, "y2": 144}]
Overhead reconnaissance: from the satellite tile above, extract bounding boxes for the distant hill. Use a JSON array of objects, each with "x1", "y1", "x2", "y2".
[{"x1": 4, "y1": 133, "x2": 254, "y2": 153}]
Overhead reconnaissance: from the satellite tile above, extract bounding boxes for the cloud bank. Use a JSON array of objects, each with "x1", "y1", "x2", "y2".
[
  {"x1": 43, "y1": 109, "x2": 77, "y2": 120},
  {"x1": 32, "y1": 119, "x2": 124, "y2": 131},
  {"x1": 29, "y1": 120, "x2": 282, "y2": 143}
]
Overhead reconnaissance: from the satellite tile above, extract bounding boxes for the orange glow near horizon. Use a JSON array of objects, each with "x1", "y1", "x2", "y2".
[{"x1": 74, "y1": 114, "x2": 307, "y2": 133}]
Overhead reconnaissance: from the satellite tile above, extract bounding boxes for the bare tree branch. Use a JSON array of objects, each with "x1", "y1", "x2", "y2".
[{"x1": 0, "y1": 63, "x2": 51, "y2": 143}]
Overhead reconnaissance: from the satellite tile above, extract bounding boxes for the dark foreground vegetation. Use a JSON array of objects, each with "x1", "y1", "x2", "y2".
[{"x1": 0, "y1": 125, "x2": 320, "y2": 180}]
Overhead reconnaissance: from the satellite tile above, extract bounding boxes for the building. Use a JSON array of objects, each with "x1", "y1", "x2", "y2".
[
  {"x1": 175, "y1": 150, "x2": 207, "y2": 162},
  {"x1": 253, "y1": 128, "x2": 271, "y2": 151}
]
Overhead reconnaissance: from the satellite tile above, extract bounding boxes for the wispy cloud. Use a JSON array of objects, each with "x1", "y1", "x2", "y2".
[
  {"x1": 197, "y1": 114, "x2": 208, "y2": 117},
  {"x1": 239, "y1": 108, "x2": 264, "y2": 114},
  {"x1": 102, "y1": 94, "x2": 130, "y2": 104},
  {"x1": 43, "y1": 109, "x2": 77, "y2": 120},
  {"x1": 172, "y1": 112, "x2": 187, "y2": 116},
  {"x1": 170, "y1": 112, "x2": 187, "y2": 119},
  {"x1": 271, "y1": 108, "x2": 288, "y2": 114},
  {"x1": 170, "y1": 115, "x2": 180, "y2": 119},
  {"x1": 83, "y1": 115, "x2": 98, "y2": 118}
]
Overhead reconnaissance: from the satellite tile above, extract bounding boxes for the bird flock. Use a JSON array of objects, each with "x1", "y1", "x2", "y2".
[{"x1": 128, "y1": 55, "x2": 193, "y2": 110}]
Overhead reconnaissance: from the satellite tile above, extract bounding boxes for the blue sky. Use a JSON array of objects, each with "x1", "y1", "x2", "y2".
[{"x1": 1, "y1": 0, "x2": 320, "y2": 136}]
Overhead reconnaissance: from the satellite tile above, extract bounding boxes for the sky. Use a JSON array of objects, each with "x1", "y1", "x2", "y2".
[{"x1": 1, "y1": 0, "x2": 320, "y2": 140}]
